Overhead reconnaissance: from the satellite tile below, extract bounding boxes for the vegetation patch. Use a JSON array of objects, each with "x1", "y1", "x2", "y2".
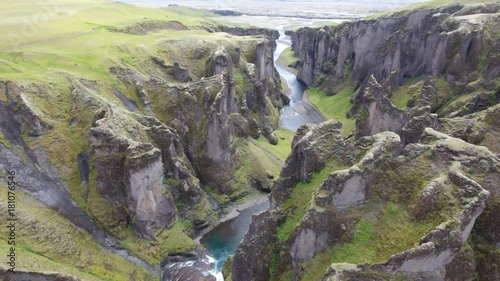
[
  {"x1": 306, "y1": 86, "x2": 355, "y2": 137},
  {"x1": 120, "y1": 221, "x2": 196, "y2": 266},
  {"x1": 234, "y1": 139, "x2": 282, "y2": 194},
  {"x1": 0, "y1": 188, "x2": 155, "y2": 281},
  {"x1": 276, "y1": 47, "x2": 298, "y2": 75},
  {"x1": 255, "y1": 128, "x2": 295, "y2": 162},
  {"x1": 433, "y1": 77, "x2": 455, "y2": 113},
  {"x1": 390, "y1": 75, "x2": 426, "y2": 109},
  {"x1": 300, "y1": 202, "x2": 439, "y2": 281},
  {"x1": 0, "y1": 131, "x2": 11, "y2": 148},
  {"x1": 300, "y1": 217, "x2": 375, "y2": 281},
  {"x1": 277, "y1": 162, "x2": 347, "y2": 242}
]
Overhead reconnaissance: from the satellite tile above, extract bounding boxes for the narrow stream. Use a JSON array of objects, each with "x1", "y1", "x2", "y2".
[
  {"x1": 196, "y1": 26, "x2": 326, "y2": 281},
  {"x1": 274, "y1": 26, "x2": 325, "y2": 131}
]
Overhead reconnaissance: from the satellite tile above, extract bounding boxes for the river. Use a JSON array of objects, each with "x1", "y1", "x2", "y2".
[
  {"x1": 274, "y1": 26, "x2": 325, "y2": 131},
  {"x1": 198, "y1": 25, "x2": 325, "y2": 281}
]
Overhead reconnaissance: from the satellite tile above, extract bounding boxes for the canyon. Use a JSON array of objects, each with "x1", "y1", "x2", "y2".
[{"x1": 0, "y1": 1, "x2": 499, "y2": 281}]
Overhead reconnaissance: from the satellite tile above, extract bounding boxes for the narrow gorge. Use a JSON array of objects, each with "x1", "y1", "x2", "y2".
[
  {"x1": 230, "y1": 3, "x2": 500, "y2": 281},
  {"x1": 0, "y1": 1, "x2": 499, "y2": 281}
]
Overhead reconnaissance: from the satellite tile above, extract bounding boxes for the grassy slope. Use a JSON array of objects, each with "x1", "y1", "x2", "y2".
[
  {"x1": 276, "y1": 47, "x2": 298, "y2": 75},
  {"x1": 390, "y1": 75, "x2": 427, "y2": 109},
  {"x1": 0, "y1": 187, "x2": 154, "y2": 280},
  {"x1": 255, "y1": 129, "x2": 295, "y2": 163},
  {"x1": 0, "y1": 1, "x2": 253, "y2": 278},
  {"x1": 2, "y1": 1, "x2": 297, "y2": 275},
  {"x1": 306, "y1": 87, "x2": 356, "y2": 137},
  {"x1": 300, "y1": 202, "x2": 438, "y2": 281},
  {"x1": 368, "y1": 0, "x2": 500, "y2": 18}
]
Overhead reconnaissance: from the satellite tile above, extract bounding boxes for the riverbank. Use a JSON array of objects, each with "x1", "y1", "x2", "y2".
[{"x1": 195, "y1": 194, "x2": 269, "y2": 243}]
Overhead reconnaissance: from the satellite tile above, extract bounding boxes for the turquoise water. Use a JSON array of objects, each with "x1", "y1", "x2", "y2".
[{"x1": 200, "y1": 201, "x2": 270, "y2": 272}]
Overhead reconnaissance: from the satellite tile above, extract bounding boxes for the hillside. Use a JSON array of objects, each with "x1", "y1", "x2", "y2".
[{"x1": 0, "y1": 1, "x2": 290, "y2": 280}]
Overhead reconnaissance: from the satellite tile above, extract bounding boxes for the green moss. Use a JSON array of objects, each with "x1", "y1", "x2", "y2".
[
  {"x1": 390, "y1": 76, "x2": 426, "y2": 109},
  {"x1": 277, "y1": 162, "x2": 347, "y2": 242},
  {"x1": 254, "y1": 128, "x2": 294, "y2": 162},
  {"x1": 371, "y1": 202, "x2": 438, "y2": 262},
  {"x1": 0, "y1": 188, "x2": 155, "y2": 281},
  {"x1": 234, "y1": 139, "x2": 281, "y2": 194},
  {"x1": 279, "y1": 270, "x2": 295, "y2": 281},
  {"x1": 374, "y1": 152, "x2": 435, "y2": 204},
  {"x1": 301, "y1": 218, "x2": 375, "y2": 281},
  {"x1": 276, "y1": 47, "x2": 298, "y2": 75},
  {"x1": 306, "y1": 86, "x2": 355, "y2": 137},
  {"x1": 0, "y1": 131, "x2": 11, "y2": 148},
  {"x1": 120, "y1": 221, "x2": 196, "y2": 266},
  {"x1": 300, "y1": 202, "x2": 439, "y2": 281},
  {"x1": 0, "y1": 88, "x2": 7, "y2": 103},
  {"x1": 433, "y1": 77, "x2": 455, "y2": 113},
  {"x1": 207, "y1": 185, "x2": 231, "y2": 206}
]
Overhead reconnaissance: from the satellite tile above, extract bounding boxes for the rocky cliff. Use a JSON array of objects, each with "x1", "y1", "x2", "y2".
[
  {"x1": 0, "y1": 3, "x2": 286, "y2": 280},
  {"x1": 292, "y1": 4, "x2": 499, "y2": 95},
  {"x1": 231, "y1": 3, "x2": 500, "y2": 281}
]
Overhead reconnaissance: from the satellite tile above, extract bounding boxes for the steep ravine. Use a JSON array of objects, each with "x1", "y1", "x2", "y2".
[
  {"x1": 275, "y1": 26, "x2": 325, "y2": 131},
  {"x1": 174, "y1": 24, "x2": 327, "y2": 281},
  {"x1": 230, "y1": 4, "x2": 500, "y2": 281},
  {"x1": 0, "y1": 4, "x2": 293, "y2": 279}
]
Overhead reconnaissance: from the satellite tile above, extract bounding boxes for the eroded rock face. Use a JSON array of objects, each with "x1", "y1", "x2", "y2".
[
  {"x1": 233, "y1": 122, "x2": 499, "y2": 280},
  {"x1": 231, "y1": 210, "x2": 280, "y2": 281},
  {"x1": 353, "y1": 74, "x2": 438, "y2": 144},
  {"x1": 270, "y1": 120, "x2": 352, "y2": 208},
  {"x1": 292, "y1": 5, "x2": 494, "y2": 91},
  {"x1": 213, "y1": 26, "x2": 280, "y2": 40},
  {"x1": 90, "y1": 109, "x2": 177, "y2": 239},
  {"x1": 0, "y1": 22, "x2": 287, "y2": 280}
]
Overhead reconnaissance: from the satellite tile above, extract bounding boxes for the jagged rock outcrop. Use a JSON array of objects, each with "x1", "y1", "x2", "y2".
[
  {"x1": 233, "y1": 121, "x2": 499, "y2": 280},
  {"x1": 232, "y1": 210, "x2": 280, "y2": 281},
  {"x1": 232, "y1": 4, "x2": 500, "y2": 281},
  {"x1": 0, "y1": 4, "x2": 290, "y2": 279},
  {"x1": 211, "y1": 26, "x2": 279, "y2": 41},
  {"x1": 0, "y1": 82, "x2": 159, "y2": 277},
  {"x1": 270, "y1": 120, "x2": 352, "y2": 208},
  {"x1": 352, "y1": 74, "x2": 438, "y2": 144},
  {"x1": 90, "y1": 108, "x2": 176, "y2": 239},
  {"x1": 438, "y1": 103, "x2": 500, "y2": 155},
  {"x1": 90, "y1": 104, "x2": 220, "y2": 237}
]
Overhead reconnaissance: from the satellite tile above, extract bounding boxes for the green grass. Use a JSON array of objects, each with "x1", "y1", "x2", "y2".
[
  {"x1": 0, "y1": 1, "x2": 261, "y2": 272},
  {"x1": 0, "y1": 0, "x2": 256, "y2": 83},
  {"x1": 0, "y1": 187, "x2": 155, "y2": 281},
  {"x1": 276, "y1": 47, "x2": 298, "y2": 75},
  {"x1": 277, "y1": 162, "x2": 347, "y2": 242},
  {"x1": 300, "y1": 218, "x2": 375, "y2": 281},
  {"x1": 306, "y1": 86, "x2": 355, "y2": 137},
  {"x1": 300, "y1": 202, "x2": 439, "y2": 281},
  {"x1": 120, "y1": 221, "x2": 196, "y2": 266},
  {"x1": 234, "y1": 139, "x2": 282, "y2": 193},
  {"x1": 0, "y1": 0, "x2": 215, "y2": 50},
  {"x1": 255, "y1": 128, "x2": 295, "y2": 162},
  {"x1": 390, "y1": 75, "x2": 427, "y2": 109}
]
